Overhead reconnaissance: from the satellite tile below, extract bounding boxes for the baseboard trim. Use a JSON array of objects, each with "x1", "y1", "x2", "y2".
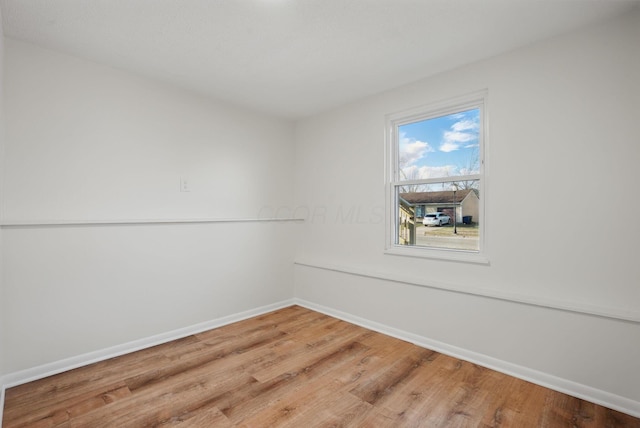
[
  {"x1": 0, "y1": 298, "x2": 295, "y2": 419},
  {"x1": 0, "y1": 383, "x2": 5, "y2": 426},
  {"x1": 2, "y1": 297, "x2": 638, "y2": 421},
  {"x1": 293, "y1": 298, "x2": 640, "y2": 418}
]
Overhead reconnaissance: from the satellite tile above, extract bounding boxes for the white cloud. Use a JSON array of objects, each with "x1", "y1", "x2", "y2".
[
  {"x1": 439, "y1": 141, "x2": 460, "y2": 153},
  {"x1": 418, "y1": 165, "x2": 455, "y2": 178},
  {"x1": 444, "y1": 130, "x2": 476, "y2": 144},
  {"x1": 400, "y1": 165, "x2": 420, "y2": 180},
  {"x1": 399, "y1": 136, "x2": 433, "y2": 167},
  {"x1": 458, "y1": 166, "x2": 480, "y2": 175},
  {"x1": 401, "y1": 164, "x2": 456, "y2": 180},
  {"x1": 451, "y1": 119, "x2": 479, "y2": 132},
  {"x1": 439, "y1": 118, "x2": 478, "y2": 152}
]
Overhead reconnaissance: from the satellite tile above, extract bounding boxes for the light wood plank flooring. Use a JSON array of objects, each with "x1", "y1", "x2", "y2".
[{"x1": 3, "y1": 305, "x2": 639, "y2": 427}]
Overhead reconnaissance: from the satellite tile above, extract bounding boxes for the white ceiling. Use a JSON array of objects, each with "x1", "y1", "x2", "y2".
[{"x1": 1, "y1": 0, "x2": 638, "y2": 119}]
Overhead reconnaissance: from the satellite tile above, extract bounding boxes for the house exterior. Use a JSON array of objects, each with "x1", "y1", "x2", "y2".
[
  {"x1": 398, "y1": 196, "x2": 416, "y2": 245},
  {"x1": 400, "y1": 189, "x2": 479, "y2": 225}
]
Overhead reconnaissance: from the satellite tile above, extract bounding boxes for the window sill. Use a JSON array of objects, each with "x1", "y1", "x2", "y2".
[{"x1": 385, "y1": 244, "x2": 490, "y2": 265}]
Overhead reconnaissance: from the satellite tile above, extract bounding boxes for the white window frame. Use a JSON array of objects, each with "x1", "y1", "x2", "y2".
[{"x1": 384, "y1": 90, "x2": 489, "y2": 264}]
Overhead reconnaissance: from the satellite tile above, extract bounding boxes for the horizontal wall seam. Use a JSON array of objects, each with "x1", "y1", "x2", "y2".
[
  {"x1": 0, "y1": 217, "x2": 305, "y2": 228},
  {"x1": 294, "y1": 259, "x2": 640, "y2": 324}
]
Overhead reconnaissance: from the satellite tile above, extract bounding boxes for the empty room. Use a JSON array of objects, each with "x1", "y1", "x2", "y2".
[{"x1": 1, "y1": 0, "x2": 639, "y2": 426}]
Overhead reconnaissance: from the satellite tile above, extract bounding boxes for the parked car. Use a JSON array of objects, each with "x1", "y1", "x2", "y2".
[{"x1": 423, "y1": 212, "x2": 450, "y2": 226}]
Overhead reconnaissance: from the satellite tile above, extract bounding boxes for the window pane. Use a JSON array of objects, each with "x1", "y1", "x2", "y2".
[
  {"x1": 398, "y1": 108, "x2": 480, "y2": 181},
  {"x1": 397, "y1": 181, "x2": 479, "y2": 251}
]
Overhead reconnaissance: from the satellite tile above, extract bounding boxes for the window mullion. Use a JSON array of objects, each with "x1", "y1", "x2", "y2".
[{"x1": 392, "y1": 175, "x2": 480, "y2": 187}]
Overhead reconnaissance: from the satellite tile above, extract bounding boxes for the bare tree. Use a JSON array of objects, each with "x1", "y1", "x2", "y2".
[
  {"x1": 398, "y1": 147, "x2": 480, "y2": 193},
  {"x1": 454, "y1": 147, "x2": 480, "y2": 190},
  {"x1": 398, "y1": 167, "x2": 423, "y2": 193}
]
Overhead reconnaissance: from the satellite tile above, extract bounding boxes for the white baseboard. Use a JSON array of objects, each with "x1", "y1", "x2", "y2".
[
  {"x1": 0, "y1": 386, "x2": 4, "y2": 427},
  {"x1": 293, "y1": 298, "x2": 640, "y2": 419},
  {"x1": 0, "y1": 298, "x2": 295, "y2": 423},
  {"x1": 2, "y1": 297, "x2": 638, "y2": 422}
]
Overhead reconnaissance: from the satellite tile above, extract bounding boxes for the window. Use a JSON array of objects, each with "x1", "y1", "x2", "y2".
[{"x1": 385, "y1": 91, "x2": 488, "y2": 263}]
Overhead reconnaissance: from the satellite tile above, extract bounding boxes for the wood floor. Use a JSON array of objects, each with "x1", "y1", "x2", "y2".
[{"x1": 3, "y1": 306, "x2": 639, "y2": 427}]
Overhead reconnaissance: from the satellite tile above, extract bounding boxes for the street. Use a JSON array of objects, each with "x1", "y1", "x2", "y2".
[{"x1": 415, "y1": 224, "x2": 479, "y2": 251}]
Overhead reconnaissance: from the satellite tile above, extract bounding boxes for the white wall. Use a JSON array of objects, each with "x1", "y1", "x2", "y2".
[
  {"x1": 294, "y1": 9, "x2": 640, "y2": 411},
  {"x1": 1, "y1": 39, "x2": 296, "y2": 373},
  {"x1": 0, "y1": 7, "x2": 5, "y2": 379},
  {"x1": 1, "y1": 5, "x2": 639, "y2": 418}
]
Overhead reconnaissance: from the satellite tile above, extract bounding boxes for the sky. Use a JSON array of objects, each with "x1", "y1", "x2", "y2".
[{"x1": 398, "y1": 108, "x2": 480, "y2": 181}]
